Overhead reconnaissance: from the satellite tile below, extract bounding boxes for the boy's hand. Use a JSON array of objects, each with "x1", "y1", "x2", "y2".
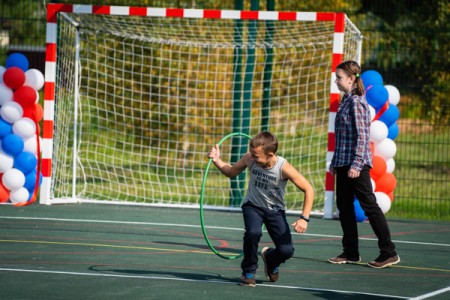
[
  {"x1": 291, "y1": 219, "x2": 308, "y2": 233},
  {"x1": 208, "y1": 144, "x2": 221, "y2": 162}
]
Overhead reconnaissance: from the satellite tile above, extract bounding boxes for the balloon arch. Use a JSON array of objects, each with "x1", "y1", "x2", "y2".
[
  {"x1": 0, "y1": 53, "x2": 43, "y2": 205},
  {"x1": 354, "y1": 70, "x2": 401, "y2": 221}
]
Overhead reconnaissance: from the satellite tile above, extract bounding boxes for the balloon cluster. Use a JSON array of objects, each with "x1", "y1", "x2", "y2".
[
  {"x1": 354, "y1": 70, "x2": 401, "y2": 222},
  {"x1": 0, "y1": 53, "x2": 43, "y2": 205}
]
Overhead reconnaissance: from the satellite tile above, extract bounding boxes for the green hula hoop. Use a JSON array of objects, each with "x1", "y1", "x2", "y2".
[{"x1": 200, "y1": 132, "x2": 252, "y2": 260}]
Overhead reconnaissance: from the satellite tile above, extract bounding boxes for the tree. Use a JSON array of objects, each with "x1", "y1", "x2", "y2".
[{"x1": 360, "y1": 0, "x2": 450, "y2": 124}]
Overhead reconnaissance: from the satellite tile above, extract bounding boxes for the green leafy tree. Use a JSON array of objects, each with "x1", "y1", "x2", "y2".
[
  {"x1": 360, "y1": 0, "x2": 450, "y2": 125},
  {"x1": 0, "y1": 0, "x2": 45, "y2": 46}
]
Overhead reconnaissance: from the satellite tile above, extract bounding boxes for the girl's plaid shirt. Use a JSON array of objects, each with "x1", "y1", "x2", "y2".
[{"x1": 331, "y1": 92, "x2": 373, "y2": 171}]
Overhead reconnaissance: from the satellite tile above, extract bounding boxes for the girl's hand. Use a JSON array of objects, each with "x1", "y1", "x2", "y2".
[
  {"x1": 329, "y1": 165, "x2": 336, "y2": 175},
  {"x1": 348, "y1": 167, "x2": 360, "y2": 178}
]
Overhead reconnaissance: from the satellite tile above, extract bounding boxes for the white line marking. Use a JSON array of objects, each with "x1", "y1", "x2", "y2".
[
  {"x1": 0, "y1": 267, "x2": 409, "y2": 299},
  {"x1": 409, "y1": 286, "x2": 450, "y2": 300},
  {"x1": 1, "y1": 216, "x2": 449, "y2": 247}
]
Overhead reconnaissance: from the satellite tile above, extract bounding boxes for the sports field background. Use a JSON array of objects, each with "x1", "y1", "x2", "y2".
[{"x1": 0, "y1": 1, "x2": 448, "y2": 220}]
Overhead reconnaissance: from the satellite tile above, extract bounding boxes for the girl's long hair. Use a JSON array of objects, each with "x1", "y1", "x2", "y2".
[{"x1": 336, "y1": 60, "x2": 365, "y2": 96}]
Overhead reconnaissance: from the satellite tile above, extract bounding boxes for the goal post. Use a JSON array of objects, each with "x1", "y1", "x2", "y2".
[{"x1": 42, "y1": 4, "x2": 362, "y2": 216}]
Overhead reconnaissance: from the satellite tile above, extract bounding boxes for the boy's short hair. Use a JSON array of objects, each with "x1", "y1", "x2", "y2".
[{"x1": 249, "y1": 131, "x2": 278, "y2": 155}]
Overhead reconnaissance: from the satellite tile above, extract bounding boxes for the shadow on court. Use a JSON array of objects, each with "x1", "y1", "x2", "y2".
[
  {"x1": 89, "y1": 264, "x2": 237, "y2": 283},
  {"x1": 0, "y1": 203, "x2": 449, "y2": 300}
]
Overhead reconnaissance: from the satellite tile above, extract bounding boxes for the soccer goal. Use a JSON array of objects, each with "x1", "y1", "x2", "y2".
[{"x1": 41, "y1": 4, "x2": 362, "y2": 216}]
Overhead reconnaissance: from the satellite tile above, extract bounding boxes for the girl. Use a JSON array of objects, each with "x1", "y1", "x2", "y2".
[{"x1": 328, "y1": 60, "x2": 399, "y2": 268}]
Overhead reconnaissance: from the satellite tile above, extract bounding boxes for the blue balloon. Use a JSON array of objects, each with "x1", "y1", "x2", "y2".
[
  {"x1": 378, "y1": 104, "x2": 400, "y2": 127},
  {"x1": 387, "y1": 123, "x2": 399, "y2": 140},
  {"x1": 361, "y1": 70, "x2": 383, "y2": 88},
  {"x1": 24, "y1": 171, "x2": 36, "y2": 191},
  {"x1": 0, "y1": 117, "x2": 12, "y2": 138},
  {"x1": 6, "y1": 53, "x2": 29, "y2": 72},
  {"x1": 24, "y1": 170, "x2": 42, "y2": 191},
  {"x1": 354, "y1": 198, "x2": 367, "y2": 222},
  {"x1": 366, "y1": 84, "x2": 389, "y2": 109},
  {"x1": 14, "y1": 151, "x2": 38, "y2": 174},
  {"x1": 1, "y1": 133, "x2": 24, "y2": 156}
]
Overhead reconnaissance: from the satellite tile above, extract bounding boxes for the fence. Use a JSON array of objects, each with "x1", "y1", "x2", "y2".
[{"x1": 0, "y1": 0, "x2": 448, "y2": 220}]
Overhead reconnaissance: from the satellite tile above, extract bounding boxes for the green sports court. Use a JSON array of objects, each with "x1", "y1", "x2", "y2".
[{"x1": 1, "y1": 203, "x2": 449, "y2": 299}]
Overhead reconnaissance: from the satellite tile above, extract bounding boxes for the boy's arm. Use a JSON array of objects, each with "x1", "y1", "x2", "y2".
[
  {"x1": 208, "y1": 144, "x2": 250, "y2": 178},
  {"x1": 282, "y1": 162, "x2": 315, "y2": 233}
]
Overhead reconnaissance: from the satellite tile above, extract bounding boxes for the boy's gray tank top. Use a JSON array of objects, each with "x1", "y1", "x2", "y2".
[{"x1": 242, "y1": 156, "x2": 288, "y2": 211}]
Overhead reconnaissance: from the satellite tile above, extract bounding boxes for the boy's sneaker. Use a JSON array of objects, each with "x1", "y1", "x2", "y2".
[
  {"x1": 261, "y1": 247, "x2": 279, "y2": 282},
  {"x1": 328, "y1": 253, "x2": 361, "y2": 264},
  {"x1": 240, "y1": 273, "x2": 256, "y2": 287},
  {"x1": 367, "y1": 255, "x2": 400, "y2": 269}
]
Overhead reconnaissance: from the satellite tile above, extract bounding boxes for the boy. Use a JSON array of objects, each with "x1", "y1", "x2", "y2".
[{"x1": 208, "y1": 131, "x2": 314, "y2": 286}]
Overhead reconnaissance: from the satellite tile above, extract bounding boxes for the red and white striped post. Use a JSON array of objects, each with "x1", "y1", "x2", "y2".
[{"x1": 324, "y1": 13, "x2": 345, "y2": 218}]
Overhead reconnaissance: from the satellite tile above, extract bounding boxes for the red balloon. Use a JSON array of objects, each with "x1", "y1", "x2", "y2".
[
  {"x1": 388, "y1": 192, "x2": 394, "y2": 201},
  {"x1": 14, "y1": 86, "x2": 37, "y2": 108},
  {"x1": 0, "y1": 182, "x2": 10, "y2": 203},
  {"x1": 3, "y1": 67, "x2": 26, "y2": 89},
  {"x1": 23, "y1": 102, "x2": 43, "y2": 122},
  {"x1": 375, "y1": 172, "x2": 397, "y2": 194},
  {"x1": 370, "y1": 156, "x2": 387, "y2": 180},
  {"x1": 35, "y1": 103, "x2": 44, "y2": 122}
]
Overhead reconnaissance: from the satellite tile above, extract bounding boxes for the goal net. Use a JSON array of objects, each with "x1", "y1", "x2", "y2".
[{"x1": 42, "y1": 5, "x2": 362, "y2": 214}]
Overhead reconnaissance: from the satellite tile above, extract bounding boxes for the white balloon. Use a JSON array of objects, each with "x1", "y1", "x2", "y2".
[
  {"x1": 370, "y1": 120, "x2": 388, "y2": 143},
  {"x1": 23, "y1": 135, "x2": 38, "y2": 154},
  {"x1": 375, "y1": 191, "x2": 391, "y2": 214},
  {"x1": 0, "y1": 83, "x2": 13, "y2": 105},
  {"x1": 2, "y1": 168, "x2": 26, "y2": 190},
  {"x1": 371, "y1": 178, "x2": 376, "y2": 191},
  {"x1": 0, "y1": 101, "x2": 23, "y2": 123},
  {"x1": 0, "y1": 147, "x2": 14, "y2": 173},
  {"x1": 374, "y1": 138, "x2": 397, "y2": 160},
  {"x1": 386, "y1": 158, "x2": 396, "y2": 173},
  {"x1": 9, "y1": 187, "x2": 30, "y2": 203},
  {"x1": 0, "y1": 66, "x2": 5, "y2": 84},
  {"x1": 385, "y1": 85, "x2": 400, "y2": 106},
  {"x1": 24, "y1": 69, "x2": 45, "y2": 91},
  {"x1": 13, "y1": 117, "x2": 36, "y2": 139},
  {"x1": 369, "y1": 105, "x2": 376, "y2": 121}
]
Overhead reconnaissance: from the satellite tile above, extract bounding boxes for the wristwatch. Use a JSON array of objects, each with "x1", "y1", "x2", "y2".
[{"x1": 299, "y1": 215, "x2": 310, "y2": 222}]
